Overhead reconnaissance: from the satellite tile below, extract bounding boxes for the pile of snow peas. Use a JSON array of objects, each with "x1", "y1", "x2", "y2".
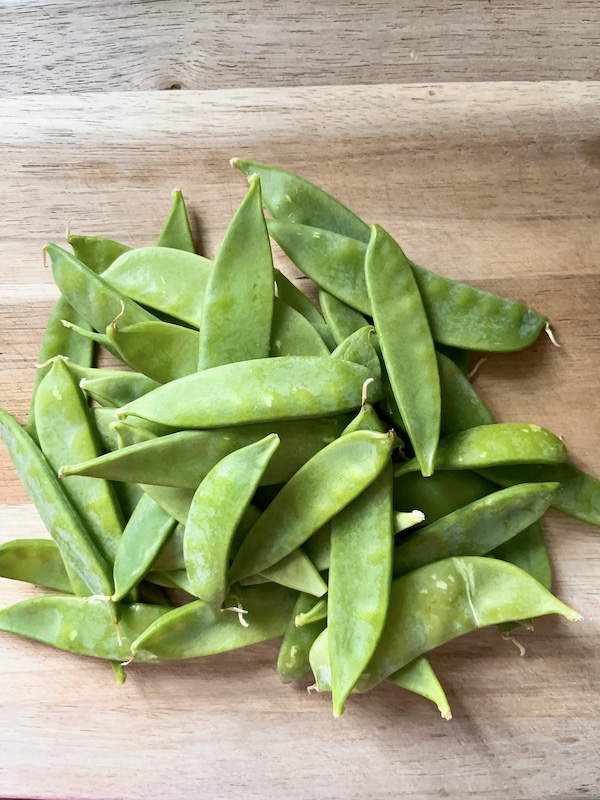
[{"x1": 1, "y1": 159, "x2": 598, "y2": 718}]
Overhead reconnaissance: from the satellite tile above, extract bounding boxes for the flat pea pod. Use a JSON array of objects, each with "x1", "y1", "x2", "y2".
[
  {"x1": 63, "y1": 360, "x2": 161, "y2": 407},
  {"x1": 389, "y1": 656, "x2": 452, "y2": 719},
  {"x1": 46, "y1": 243, "x2": 160, "y2": 332},
  {"x1": 365, "y1": 224, "x2": 440, "y2": 476},
  {"x1": 69, "y1": 235, "x2": 131, "y2": 274},
  {"x1": 319, "y1": 290, "x2": 368, "y2": 346},
  {"x1": 107, "y1": 320, "x2": 199, "y2": 384},
  {"x1": 36, "y1": 358, "x2": 124, "y2": 565},
  {"x1": 130, "y1": 583, "x2": 297, "y2": 661},
  {"x1": 116, "y1": 357, "x2": 384, "y2": 429},
  {"x1": 0, "y1": 539, "x2": 72, "y2": 593},
  {"x1": 392, "y1": 482, "x2": 560, "y2": 577},
  {"x1": 393, "y1": 470, "x2": 497, "y2": 524},
  {"x1": 92, "y1": 408, "x2": 161, "y2": 453},
  {"x1": 394, "y1": 423, "x2": 567, "y2": 477},
  {"x1": 112, "y1": 494, "x2": 177, "y2": 602},
  {"x1": 331, "y1": 326, "x2": 381, "y2": 381},
  {"x1": 243, "y1": 549, "x2": 327, "y2": 597},
  {"x1": 61, "y1": 416, "x2": 351, "y2": 489},
  {"x1": 437, "y1": 351, "x2": 494, "y2": 435},
  {"x1": 476, "y1": 463, "x2": 600, "y2": 527},
  {"x1": 274, "y1": 270, "x2": 336, "y2": 351},
  {"x1": 271, "y1": 296, "x2": 330, "y2": 357},
  {"x1": 267, "y1": 219, "x2": 547, "y2": 353},
  {"x1": 492, "y1": 521, "x2": 552, "y2": 590},
  {"x1": 198, "y1": 176, "x2": 273, "y2": 370},
  {"x1": 156, "y1": 189, "x2": 196, "y2": 252},
  {"x1": 141, "y1": 485, "x2": 195, "y2": 526},
  {"x1": 309, "y1": 556, "x2": 580, "y2": 694},
  {"x1": 277, "y1": 592, "x2": 327, "y2": 683},
  {"x1": 0, "y1": 409, "x2": 113, "y2": 598},
  {"x1": 184, "y1": 435, "x2": 280, "y2": 606},
  {"x1": 0, "y1": 596, "x2": 169, "y2": 662},
  {"x1": 230, "y1": 430, "x2": 394, "y2": 582}
]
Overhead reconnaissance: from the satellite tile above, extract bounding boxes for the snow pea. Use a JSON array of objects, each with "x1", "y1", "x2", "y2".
[
  {"x1": 319, "y1": 290, "x2": 368, "y2": 346},
  {"x1": 392, "y1": 482, "x2": 559, "y2": 577},
  {"x1": 437, "y1": 351, "x2": 494, "y2": 435},
  {"x1": 229, "y1": 430, "x2": 394, "y2": 582},
  {"x1": 102, "y1": 247, "x2": 212, "y2": 328},
  {"x1": 60, "y1": 415, "x2": 351, "y2": 488},
  {"x1": 274, "y1": 270, "x2": 336, "y2": 351},
  {"x1": 141, "y1": 485, "x2": 195, "y2": 526},
  {"x1": 393, "y1": 470, "x2": 497, "y2": 524},
  {"x1": 436, "y1": 343, "x2": 470, "y2": 376},
  {"x1": 331, "y1": 326, "x2": 381, "y2": 381},
  {"x1": 295, "y1": 597, "x2": 327, "y2": 627},
  {"x1": 303, "y1": 524, "x2": 332, "y2": 572},
  {"x1": 69, "y1": 235, "x2": 131, "y2": 274},
  {"x1": 493, "y1": 521, "x2": 552, "y2": 590},
  {"x1": 0, "y1": 539, "x2": 72, "y2": 593},
  {"x1": 250, "y1": 549, "x2": 327, "y2": 597},
  {"x1": 0, "y1": 596, "x2": 169, "y2": 662},
  {"x1": 63, "y1": 360, "x2": 161, "y2": 407},
  {"x1": 107, "y1": 320, "x2": 199, "y2": 384},
  {"x1": 116, "y1": 357, "x2": 384, "y2": 428},
  {"x1": 271, "y1": 297, "x2": 330, "y2": 357},
  {"x1": 277, "y1": 592, "x2": 327, "y2": 683},
  {"x1": 366, "y1": 224, "x2": 440, "y2": 476},
  {"x1": 394, "y1": 423, "x2": 567, "y2": 477},
  {"x1": 156, "y1": 188, "x2": 196, "y2": 252},
  {"x1": 199, "y1": 176, "x2": 273, "y2": 369},
  {"x1": 185, "y1": 435, "x2": 280, "y2": 606},
  {"x1": 388, "y1": 656, "x2": 451, "y2": 719},
  {"x1": 130, "y1": 583, "x2": 297, "y2": 661}
]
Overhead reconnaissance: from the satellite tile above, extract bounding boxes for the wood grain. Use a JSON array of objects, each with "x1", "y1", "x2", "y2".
[
  {"x1": 0, "y1": 83, "x2": 599, "y2": 800},
  {"x1": 1, "y1": 1, "x2": 599, "y2": 94}
]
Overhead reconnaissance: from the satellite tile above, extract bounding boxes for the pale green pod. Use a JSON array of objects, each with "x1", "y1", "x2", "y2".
[
  {"x1": 389, "y1": 656, "x2": 452, "y2": 719},
  {"x1": 0, "y1": 539, "x2": 72, "y2": 593},
  {"x1": 271, "y1": 296, "x2": 330, "y2": 357},
  {"x1": 274, "y1": 269, "x2": 336, "y2": 350},
  {"x1": 156, "y1": 188, "x2": 196, "y2": 252}
]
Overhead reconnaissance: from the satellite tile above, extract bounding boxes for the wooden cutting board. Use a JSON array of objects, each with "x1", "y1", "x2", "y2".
[{"x1": 0, "y1": 83, "x2": 598, "y2": 800}]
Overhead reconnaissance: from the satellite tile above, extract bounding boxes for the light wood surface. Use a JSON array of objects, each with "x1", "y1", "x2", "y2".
[
  {"x1": 0, "y1": 83, "x2": 599, "y2": 800},
  {"x1": 1, "y1": 1, "x2": 599, "y2": 93}
]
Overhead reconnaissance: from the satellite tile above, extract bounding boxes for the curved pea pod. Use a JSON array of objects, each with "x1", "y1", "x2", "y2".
[
  {"x1": 295, "y1": 597, "x2": 327, "y2": 627},
  {"x1": 392, "y1": 482, "x2": 560, "y2": 577},
  {"x1": 393, "y1": 469, "x2": 496, "y2": 524},
  {"x1": 233, "y1": 157, "x2": 368, "y2": 239},
  {"x1": 437, "y1": 351, "x2": 494, "y2": 435},
  {"x1": 62, "y1": 360, "x2": 161, "y2": 407},
  {"x1": 0, "y1": 596, "x2": 169, "y2": 662},
  {"x1": 278, "y1": 592, "x2": 327, "y2": 683},
  {"x1": 331, "y1": 326, "x2": 381, "y2": 381},
  {"x1": 0, "y1": 539, "x2": 72, "y2": 593},
  {"x1": 476, "y1": 463, "x2": 600, "y2": 527},
  {"x1": 394, "y1": 423, "x2": 567, "y2": 478},
  {"x1": 37, "y1": 359, "x2": 124, "y2": 565},
  {"x1": 60, "y1": 415, "x2": 351, "y2": 489},
  {"x1": 319, "y1": 290, "x2": 368, "y2": 347},
  {"x1": 130, "y1": 583, "x2": 297, "y2": 661},
  {"x1": 342, "y1": 402, "x2": 385, "y2": 436},
  {"x1": 388, "y1": 656, "x2": 452, "y2": 719},
  {"x1": 0, "y1": 409, "x2": 113, "y2": 598},
  {"x1": 243, "y1": 549, "x2": 327, "y2": 597},
  {"x1": 116, "y1": 357, "x2": 383, "y2": 428},
  {"x1": 156, "y1": 188, "x2": 196, "y2": 252},
  {"x1": 274, "y1": 270, "x2": 336, "y2": 351},
  {"x1": 229, "y1": 430, "x2": 394, "y2": 582},
  {"x1": 107, "y1": 320, "x2": 199, "y2": 384},
  {"x1": 366, "y1": 224, "x2": 440, "y2": 477},
  {"x1": 112, "y1": 494, "x2": 177, "y2": 602},
  {"x1": 46, "y1": 244, "x2": 160, "y2": 332},
  {"x1": 69, "y1": 235, "x2": 131, "y2": 274},
  {"x1": 271, "y1": 296, "x2": 330, "y2": 357},
  {"x1": 184, "y1": 435, "x2": 280, "y2": 606},
  {"x1": 310, "y1": 556, "x2": 581, "y2": 695},
  {"x1": 199, "y1": 176, "x2": 273, "y2": 369},
  {"x1": 102, "y1": 247, "x2": 212, "y2": 328}
]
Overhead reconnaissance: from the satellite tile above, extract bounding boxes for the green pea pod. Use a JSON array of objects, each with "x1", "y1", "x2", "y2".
[
  {"x1": 392, "y1": 482, "x2": 560, "y2": 576},
  {"x1": 184, "y1": 435, "x2": 280, "y2": 606},
  {"x1": 198, "y1": 176, "x2": 273, "y2": 369},
  {"x1": 492, "y1": 521, "x2": 552, "y2": 590},
  {"x1": 113, "y1": 494, "x2": 177, "y2": 602},
  {"x1": 389, "y1": 656, "x2": 452, "y2": 720},
  {"x1": 149, "y1": 523, "x2": 186, "y2": 571},
  {"x1": 116, "y1": 357, "x2": 383, "y2": 428},
  {"x1": 252, "y1": 549, "x2": 327, "y2": 597},
  {"x1": 93, "y1": 408, "x2": 169, "y2": 453},
  {"x1": 0, "y1": 596, "x2": 169, "y2": 662},
  {"x1": 61, "y1": 415, "x2": 351, "y2": 489},
  {"x1": 46, "y1": 243, "x2": 160, "y2": 332},
  {"x1": 319, "y1": 290, "x2": 368, "y2": 346},
  {"x1": 156, "y1": 189, "x2": 196, "y2": 252},
  {"x1": 476, "y1": 463, "x2": 600, "y2": 527},
  {"x1": 141, "y1": 485, "x2": 195, "y2": 526},
  {"x1": 0, "y1": 409, "x2": 113, "y2": 598},
  {"x1": 437, "y1": 351, "x2": 494, "y2": 435},
  {"x1": 341, "y1": 402, "x2": 385, "y2": 436},
  {"x1": 309, "y1": 556, "x2": 580, "y2": 696},
  {"x1": 107, "y1": 320, "x2": 199, "y2": 384},
  {"x1": 394, "y1": 470, "x2": 496, "y2": 523},
  {"x1": 60, "y1": 318, "x2": 117, "y2": 355},
  {"x1": 331, "y1": 326, "x2": 381, "y2": 381},
  {"x1": 436, "y1": 343, "x2": 470, "y2": 376},
  {"x1": 230, "y1": 430, "x2": 394, "y2": 582},
  {"x1": 130, "y1": 583, "x2": 297, "y2": 661},
  {"x1": 146, "y1": 569, "x2": 193, "y2": 593},
  {"x1": 271, "y1": 296, "x2": 330, "y2": 357},
  {"x1": 394, "y1": 423, "x2": 567, "y2": 477},
  {"x1": 303, "y1": 524, "x2": 332, "y2": 572},
  {"x1": 63, "y1": 360, "x2": 161, "y2": 407},
  {"x1": 69, "y1": 235, "x2": 131, "y2": 274},
  {"x1": 278, "y1": 592, "x2": 327, "y2": 683},
  {"x1": 274, "y1": 270, "x2": 336, "y2": 351},
  {"x1": 295, "y1": 597, "x2": 327, "y2": 627},
  {"x1": 102, "y1": 247, "x2": 212, "y2": 328},
  {"x1": 37, "y1": 359, "x2": 124, "y2": 565},
  {"x1": 0, "y1": 539, "x2": 72, "y2": 593},
  {"x1": 365, "y1": 224, "x2": 440, "y2": 476}
]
